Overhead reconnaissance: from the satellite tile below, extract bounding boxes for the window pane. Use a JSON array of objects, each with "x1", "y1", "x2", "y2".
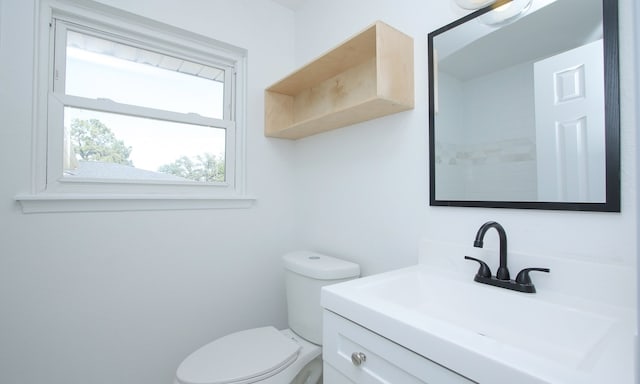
[
  {"x1": 63, "y1": 108, "x2": 226, "y2": 183},
  {"x1": 64, "y1": 30, "x2": 225, "y2": 119}
]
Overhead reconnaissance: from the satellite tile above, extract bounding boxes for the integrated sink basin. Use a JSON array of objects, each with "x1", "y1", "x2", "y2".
[
  {"x1": 321, "y1": 264, "x2": 635, "y2": 384},
  {"x1": 358, "y1": 270, "x2": 613, "y2": 369}
]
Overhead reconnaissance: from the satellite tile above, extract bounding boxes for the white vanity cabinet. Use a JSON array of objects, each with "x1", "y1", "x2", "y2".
[{"x1": 322, "y1": 310, "x2": 475, "y2": 384}]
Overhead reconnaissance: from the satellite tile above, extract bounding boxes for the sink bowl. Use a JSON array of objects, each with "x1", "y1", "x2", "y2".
[{"x1": 357, "y1": 269, "x2": 614, "y2": 369}]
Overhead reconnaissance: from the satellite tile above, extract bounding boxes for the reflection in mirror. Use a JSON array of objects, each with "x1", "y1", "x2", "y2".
[{"x1": 428, "y1": 0, "x2": 620, "y2": 211}]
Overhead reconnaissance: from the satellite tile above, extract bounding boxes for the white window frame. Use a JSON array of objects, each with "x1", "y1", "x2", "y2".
[{"x1": 16, "y1": 0, "x2": 254, "y2": 213}]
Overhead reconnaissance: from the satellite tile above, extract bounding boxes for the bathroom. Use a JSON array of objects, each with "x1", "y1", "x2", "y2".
[{"x1": 0, "y1": 0, "x2": 637, "y2": 383}]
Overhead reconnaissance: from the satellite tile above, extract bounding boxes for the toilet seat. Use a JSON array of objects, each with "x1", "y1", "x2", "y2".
[{"x1": 175, "y1": 326, "x2": 302, "y2": 384}]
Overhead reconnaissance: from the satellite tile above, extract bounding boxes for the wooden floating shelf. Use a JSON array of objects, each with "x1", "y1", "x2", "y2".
[{"x1": 265, "y1": 21, "x2": 414, "y2": 139}]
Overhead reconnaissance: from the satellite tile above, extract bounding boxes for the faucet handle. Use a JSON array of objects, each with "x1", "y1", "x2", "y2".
[
  {"x1": 464, "y1": 256, "x2": 492, "y2": 278},
  {"x1": 515, "y1": 267, "x2": 550, "y2": 285}
]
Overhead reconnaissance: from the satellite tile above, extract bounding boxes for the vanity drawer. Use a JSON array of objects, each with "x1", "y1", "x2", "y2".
[{"x1": 323, "y1": 310, "x2": 475, "y2": 384}]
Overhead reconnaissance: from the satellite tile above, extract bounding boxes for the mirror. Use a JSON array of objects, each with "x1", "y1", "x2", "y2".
[{"x1": 428, "y1": 0, "x2": 620, "y2": 211}]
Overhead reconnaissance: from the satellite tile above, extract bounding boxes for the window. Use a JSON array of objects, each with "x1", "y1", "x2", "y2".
[{"x1": 18, "y1": 0, "x2": 251, "y2": 212}]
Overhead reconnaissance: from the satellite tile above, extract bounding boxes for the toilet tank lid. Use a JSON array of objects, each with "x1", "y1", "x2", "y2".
[{"x1": 282, "y1": 251, "x2": 360, "y2": 280}]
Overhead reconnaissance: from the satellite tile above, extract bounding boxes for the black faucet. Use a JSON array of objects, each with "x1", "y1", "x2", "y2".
[
  {"x1": 473, "y1": 221, "x2": 510, "y2": 280},
  {"x1": 464, "y1": 221, "x2": 550, "y2": 293}
]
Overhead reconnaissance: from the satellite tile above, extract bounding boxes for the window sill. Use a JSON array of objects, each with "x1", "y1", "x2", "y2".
[{"x1": 15, "y1": 193, "x2": 256, "y2": 213}]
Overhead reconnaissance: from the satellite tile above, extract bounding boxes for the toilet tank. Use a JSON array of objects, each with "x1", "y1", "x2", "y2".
[{"x1": 282, "y1": 251, "x2": 360, "y2": 345}]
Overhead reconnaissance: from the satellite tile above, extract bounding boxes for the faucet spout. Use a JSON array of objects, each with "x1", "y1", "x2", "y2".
[{"x1": 474, "y1": 221, "x2": 510, "y2": 280}]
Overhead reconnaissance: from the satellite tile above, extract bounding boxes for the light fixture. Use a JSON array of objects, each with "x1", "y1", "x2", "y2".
[
  {"x1": 479, "y1": 0, "x2": 533, "y2": 26},
  {"x1": 453, "y1": 0, "x2": 497, "y2": 10}
]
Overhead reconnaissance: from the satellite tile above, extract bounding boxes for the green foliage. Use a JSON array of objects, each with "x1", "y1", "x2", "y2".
[
  {"x1": 158, "y1": 153, "x2": 225, "y2": 183},
  {"x1": 69, "y1": 117, "x2": 223, "y2": 182},
  {"x1": 70, "y1": 118, "x2": 133, "y2": 166}
]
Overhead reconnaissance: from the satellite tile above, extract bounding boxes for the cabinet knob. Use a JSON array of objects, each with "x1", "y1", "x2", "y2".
[{"x1": 351, "y1": 351, "x2": 367, "y2": 366}]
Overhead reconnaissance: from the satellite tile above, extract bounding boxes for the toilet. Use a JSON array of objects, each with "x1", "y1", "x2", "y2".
[{"x1": 174, "y1": 251, "x2": 360, "y2": 384}]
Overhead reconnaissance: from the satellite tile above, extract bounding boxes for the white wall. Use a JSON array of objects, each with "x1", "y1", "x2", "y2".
[
  {"x1": 292, "y1": 0, "x2": 637, "y2": 303},
  {"x1": 635, "y1": 0, "x2": 640, "y2": 380},
  {"x1": 0, "y1": 1, "x2": 299, "y2": 383},
  {"x1": 437, "y1": 61, "x2": 537, "y2": 201}
]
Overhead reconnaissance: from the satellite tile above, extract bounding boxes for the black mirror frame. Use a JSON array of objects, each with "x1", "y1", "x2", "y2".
[{"x1": 427, "y1": 0, "x2": 620, "y2": 212}]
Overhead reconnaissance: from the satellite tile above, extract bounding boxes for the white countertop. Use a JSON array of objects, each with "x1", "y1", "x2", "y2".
[{"x1": 321, "y1": 264, "x2": 636, "y2": 384}]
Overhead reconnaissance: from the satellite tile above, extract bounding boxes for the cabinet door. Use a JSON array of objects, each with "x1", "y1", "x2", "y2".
[
  {"x1": 323, "y1": 310, "x2": 476, "y2": 384},
  {"x1": 323, "y1": 363, "x2": 357, "y2": 383}
]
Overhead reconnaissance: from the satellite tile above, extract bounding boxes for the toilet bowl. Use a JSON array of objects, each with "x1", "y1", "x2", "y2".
[{"x1": 174, "y1": 251, "x2": 360, "y2": 384}]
